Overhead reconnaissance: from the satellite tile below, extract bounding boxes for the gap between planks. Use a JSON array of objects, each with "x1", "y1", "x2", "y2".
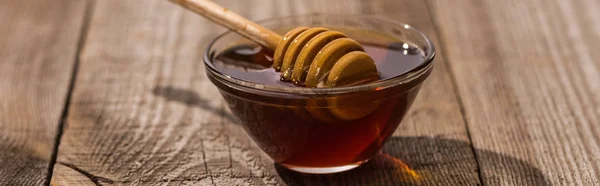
[
  {"x1": 423, "y1": 0, "x2": 485, "y2": 184},
  {"x1": 46, "y1": 0, "x2": 97, "y2": 185}
]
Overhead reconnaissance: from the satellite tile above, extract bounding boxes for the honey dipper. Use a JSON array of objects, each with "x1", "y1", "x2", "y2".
[{"x1": 170, "y1": 0, "x2": 380, "y2": 88}]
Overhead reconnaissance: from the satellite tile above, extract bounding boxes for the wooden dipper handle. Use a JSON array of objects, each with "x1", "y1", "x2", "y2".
[{"x1": 169, "y1": 0, "x2": 282, "y2": 49}]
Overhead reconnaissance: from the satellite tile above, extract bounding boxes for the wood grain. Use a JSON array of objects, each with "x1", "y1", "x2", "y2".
[
  {"x1": 52, "y1": 0, "x2": 276, "y2": 185},
  {"x1": 50, "y1": 0, "x2": 479, "y2": 185},
  {"x1": 429, "y1": 0, "x2": 600, "y2": 185},
  {"x1": 0, "y1": 0, "x2": 87, "y2": 185},
  {"x1": 50, "y1": 163, "x2": 97, "y2": 186}
]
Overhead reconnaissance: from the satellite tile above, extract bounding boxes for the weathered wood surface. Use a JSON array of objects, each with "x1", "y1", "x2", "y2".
[
  {"x1": 0, "y1": 0, "x2": 598, "y2": 185},
  {"x1": 429, "y1": 0, "x2": 600, "y2": 185},
  {"x1": 0, "y1": 0, "x2": 87, "y2": 185},
  {"x1": 49, "y1": 0, "x2": 480, "y2": 185}
]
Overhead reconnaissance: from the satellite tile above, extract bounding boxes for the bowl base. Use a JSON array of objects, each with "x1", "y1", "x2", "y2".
[{"x1": 279, "y1": 160, "x2": 368, "y2": 174}]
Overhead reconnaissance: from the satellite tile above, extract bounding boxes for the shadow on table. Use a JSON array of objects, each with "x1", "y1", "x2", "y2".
[
  {"x1": 151, "y1": 86, "x2": 549, "y2": 185},
  {"x1": 275, "y1": 136, "x2": 551, "y2": 186},
  {"x1": 152, "y1": 85, "x2": 238, "y2": 124}
]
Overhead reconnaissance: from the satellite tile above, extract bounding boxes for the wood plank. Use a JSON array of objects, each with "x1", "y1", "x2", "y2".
[
  {"x1": 51, "y1": 0, "x2": 272, "y2": 184},
  {"x1": 51, "y1": 0, "x2": 478, "y2": 185},
  {"x1": 0, "y1": 0, "x2": 88, "y2": 185},
  {"x1": 428, "y1": 0, "x2": 600, "y2": 185}
]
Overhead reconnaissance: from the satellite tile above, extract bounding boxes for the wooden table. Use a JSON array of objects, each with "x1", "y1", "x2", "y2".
[{"x1": 1, "y1": 0, "x2": 599, "y2": 185}]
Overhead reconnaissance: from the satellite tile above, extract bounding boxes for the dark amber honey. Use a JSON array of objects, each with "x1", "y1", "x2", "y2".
[{"x1": 208, "y1": 39, "x2": 430, "y2": 170}]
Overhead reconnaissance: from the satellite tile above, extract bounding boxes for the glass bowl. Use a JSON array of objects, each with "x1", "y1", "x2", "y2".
[{"x1": 204, "y1": 14, "x2": 435, "y2": 174}]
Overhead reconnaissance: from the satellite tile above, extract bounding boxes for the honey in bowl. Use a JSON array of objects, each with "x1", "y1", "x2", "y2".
[{"x1": 205, "y1": 17, "x2": 434, "y2": 174}]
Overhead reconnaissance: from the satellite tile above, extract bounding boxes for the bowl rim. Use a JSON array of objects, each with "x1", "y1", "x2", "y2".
[{"x1": 203, "y1": 14, "x2": 435, "y2": 95}]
